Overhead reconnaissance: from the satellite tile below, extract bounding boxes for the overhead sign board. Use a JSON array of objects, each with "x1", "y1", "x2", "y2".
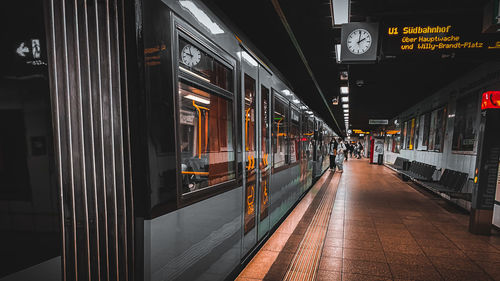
[
  {"x1": 383, "y1": 23, "x2": 500, "y2": 57},
  {"x1": 340, "y1": 22, "x2": 379, "y2": 63},
  {"x1": 369, "y1": 119, "x2": 389, "y2": 125}
]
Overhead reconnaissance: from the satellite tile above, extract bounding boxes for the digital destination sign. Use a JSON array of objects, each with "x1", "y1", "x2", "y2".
[{"x1": 384, "y1": 24, "x2": 500, "y2": 55}]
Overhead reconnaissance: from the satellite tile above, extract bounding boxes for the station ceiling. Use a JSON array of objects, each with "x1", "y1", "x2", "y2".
[{"x1": 205, "y1": 0, "x2": 494, "y2": 135}]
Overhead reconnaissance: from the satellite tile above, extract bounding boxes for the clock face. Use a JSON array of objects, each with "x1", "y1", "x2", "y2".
[
  {"x1": 181, "y1": 44, "x2": 201, "y2": 67},
  {"x1": 347, "y1": 29, "x2": 372, "y2": 55}
]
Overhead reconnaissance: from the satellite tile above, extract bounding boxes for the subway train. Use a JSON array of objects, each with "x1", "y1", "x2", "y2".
[
  {"x1": 0, "y1": 0, "x2": 337, "y2": 280},
  {"x1": 134, "y1": 1, "x2": 337, "y2": 280}
]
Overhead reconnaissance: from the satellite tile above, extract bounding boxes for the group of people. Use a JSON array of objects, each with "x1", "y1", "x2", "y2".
[{"x1": 328, "y1": 138, "x2": 364, "y2": 172}]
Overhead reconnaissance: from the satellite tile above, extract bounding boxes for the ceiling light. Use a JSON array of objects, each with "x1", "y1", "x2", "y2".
[
  {"x1": 300, "y1": 105, "x2": 307, "y2": 110},
  {"x1": 179, "y1": 1, "x2": 224, "y2": 34},
  {"x1": 292, "y1": 99, "x2": 300, "y2": 104},
  {"x1": 282, "y1": 89, "x2": 292, "y2": 96},
  {"x1": 305, "y1": 110, "x2": 313, "y2": 114},
  {"x1": 341, "y1": 96, "x2": 349, "y2": 102},
  {"x1": 184, "y1": 94, "x2": 210, "y2": 104},
  {"x1": 343, "y1": 109, "x2": 349, "y2": 113},
  {"x1": 331, "y1": 0, "x2": 350, "y2": 25},
  {"x1": 340, "y1": 86, "x2": 349, "y2": 94},
  {"x1": 340, "y1": 71, "x2": 348, "y2": 80},
  {"x1": 342, "y1": 104, "x2": 349, "y2": 108},
  {"x1": 335, "y1": 44, "x2": 341, "y2": 63}
]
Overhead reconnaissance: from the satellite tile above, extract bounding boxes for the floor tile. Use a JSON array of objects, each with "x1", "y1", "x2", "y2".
[
  {"x1": 315, "y1": 270, "x2": 342, "y2": 281},
  {"x1": 343, "y1": 248, "x2": 387, "y2": 262},
  {"x1": 342, "y1": 258, "x2": 392, "y2": 277},
  {"x1": 437, "y1": 268, "x2": 494, "y2": 281},
  {"x1": 341, "y1": 272, "x2": 392, "y2": 281},
  {"x1": 389, "y1": 263, "x2": 443, "y2": 281},
  {"x1": 385, "y1": 251, "x2": 432, "y2": 266}
]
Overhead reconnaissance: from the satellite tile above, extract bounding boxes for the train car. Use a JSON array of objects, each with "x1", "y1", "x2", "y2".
[
  {"x1": 0, "y1": 0, "x2": 335, "y2": 280},
  {"x1": 130, "y1": 1, "x2": 336, "y2": 280}
]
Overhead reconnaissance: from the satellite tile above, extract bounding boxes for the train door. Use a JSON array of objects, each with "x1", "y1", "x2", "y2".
[{"x1": 240, "y1": 49, "x2": 270, "y2": 257}]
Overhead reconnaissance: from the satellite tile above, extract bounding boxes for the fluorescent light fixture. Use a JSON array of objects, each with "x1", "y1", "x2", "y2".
[
  {"x1": 341, "y1": 96, "x2": 349, "y2": 102},
  {"x1": 300, "y1": 105, "x2": 307, "y2": 110},
  {"x1": 282, "y1": 89, "x2": 292, "y2": 96},
  {"x1": 335, "y1": 44, "x2": 341, "y2": 63},
  {"x1": 340, "y1": 71, "x2": 348, "y2": 80},
  {"x1": 331, "y1": 0, "x2": 350, "y2": 25},
  {"x1": 184, "y1": 94, "x2": 210, "y2": 104},
  {"x1": 343, "y1": 109, "x2": 349, "y2": 113},
  {"x1": 292, "y1": 99, "x2": 300, "y2": 104},
  {"x1": 179, "y1": 1, "x2": 224, "y2": 34},
  {"x1": 305, "y1": 110, "x2": 313, "y2": 114},
  {"x1": 238, "y1": 51, "x2": 258, "y2": 67},
  {"x1": 340, "y1": 86, "x2": 349, "y2": 94},
  {"x1": 180, "y1": 66, "x2": 211, "y2": 83},
  {"x1": 342, "y1": 103, "x2": 349, "y2": 108}
]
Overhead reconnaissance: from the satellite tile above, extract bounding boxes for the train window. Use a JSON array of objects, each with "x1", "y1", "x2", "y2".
[
  {"x1": 178, "y1": 37, "x2": 233, "y2": 91},
  {"x1": 244, "y1": 74, "x2": 256, "y2": 234},
  {"x1": 272, "y1": 95, "x2": 288, "y2": 169},
  {"x1": 178, "y1": 80, "x2": 235, "y2": 195},
  {"x1": 289, "y1": 109, "x2": 300, "y2": 164},
  {"x1": 452, "y1": 93, "x2": 479, "y2": 152},
  {"x1": 260, "y1": 86, "x2": 270, "y2": 221}
]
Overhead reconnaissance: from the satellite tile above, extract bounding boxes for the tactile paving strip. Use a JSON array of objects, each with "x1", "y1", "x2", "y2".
[{"x1": 282, "y1": 174, "x2": 340, "y2": 281}]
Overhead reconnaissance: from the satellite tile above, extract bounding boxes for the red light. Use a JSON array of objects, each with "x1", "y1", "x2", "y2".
[
  {"x1": 300, "y1": 137, "x2": 307, "y2": 141},
  {"x1": 481, "y1": 91, "x2": 500, "y2": 110}
]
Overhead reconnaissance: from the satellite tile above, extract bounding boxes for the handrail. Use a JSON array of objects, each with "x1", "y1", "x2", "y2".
[{"x1": 192, "y1": 100, "x2": 210, "y2": 159}]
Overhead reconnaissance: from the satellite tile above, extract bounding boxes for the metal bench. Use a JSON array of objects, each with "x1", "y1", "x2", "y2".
[
  {"x1": 388, "y1": 156, "x2": 410, "y2": 171},
  {"x1": 399, "y1": 161, "x2": 436, "y2": 182},
  {"x1": 415, "y1": 169, "x2": 471, "y2": 201}
]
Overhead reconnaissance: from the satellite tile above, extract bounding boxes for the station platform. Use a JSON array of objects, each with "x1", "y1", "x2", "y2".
[{"x1": 237, "y1": 159, "x2": 500, "y2": 281}]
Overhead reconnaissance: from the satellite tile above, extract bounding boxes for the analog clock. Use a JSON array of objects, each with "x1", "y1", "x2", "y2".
[
  {"x1": 181, "y1": 44, "x2": 201, "y2": 67},
  {"x1": 346, "y1": 29, "x2": 372, "y2": 55}
]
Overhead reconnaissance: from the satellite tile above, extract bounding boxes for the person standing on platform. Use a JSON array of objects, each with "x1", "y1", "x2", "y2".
[
  {"x1": 344, "y1": 142, "x2": 349, "y2": 161},
  {"x1": 336, "y1": 138, "x2": 346, "y2": 172},
  {"x1": 329, "y1": 138, "x2": 338, "y2": 171}
]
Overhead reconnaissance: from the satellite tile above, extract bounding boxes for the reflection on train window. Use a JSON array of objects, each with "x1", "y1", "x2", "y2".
[
  {"x1": 272, "y1": 96, "x2": 288, "y2": 168},
  {"x1": 244, "y1": 74, "x2": 256, "y2": 234},
  {"x1": 0, "y1": 0, "x2": 61, "y2": 278},
  {"x1": 178, "y1": 37, "x2": 233, "y2": 91},
  {"x1": 178, "y1": 81, "x2": 235, "y2": 194},
  {"x1": 289, "y1": 109, "x2": 300, "y2": 164},
  {"x1": 244, "y1": 74, "x2": 256, "y2": 177}
]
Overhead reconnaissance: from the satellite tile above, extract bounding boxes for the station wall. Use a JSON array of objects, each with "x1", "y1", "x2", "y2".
[{"x1": 384, "y1": 62, "x2": 500, "y2": 224}]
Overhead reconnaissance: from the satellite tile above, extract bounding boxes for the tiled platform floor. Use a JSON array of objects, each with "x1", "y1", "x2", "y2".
[{"x1": 237, "y1": 158, "x2": 500, "y2": 281}]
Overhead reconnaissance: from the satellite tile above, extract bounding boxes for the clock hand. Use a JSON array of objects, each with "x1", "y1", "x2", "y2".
[{"x1": 358, "y1": 31, "x2": 361, "y2": 44}]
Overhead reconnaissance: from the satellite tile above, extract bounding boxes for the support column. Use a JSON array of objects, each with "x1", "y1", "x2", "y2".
[
  {"x1": 469, "y1": 92, "x2": 500, "y2": 235},
  {"x1": 45, "y1": 0, "x2": 134, "y2": 279}
]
